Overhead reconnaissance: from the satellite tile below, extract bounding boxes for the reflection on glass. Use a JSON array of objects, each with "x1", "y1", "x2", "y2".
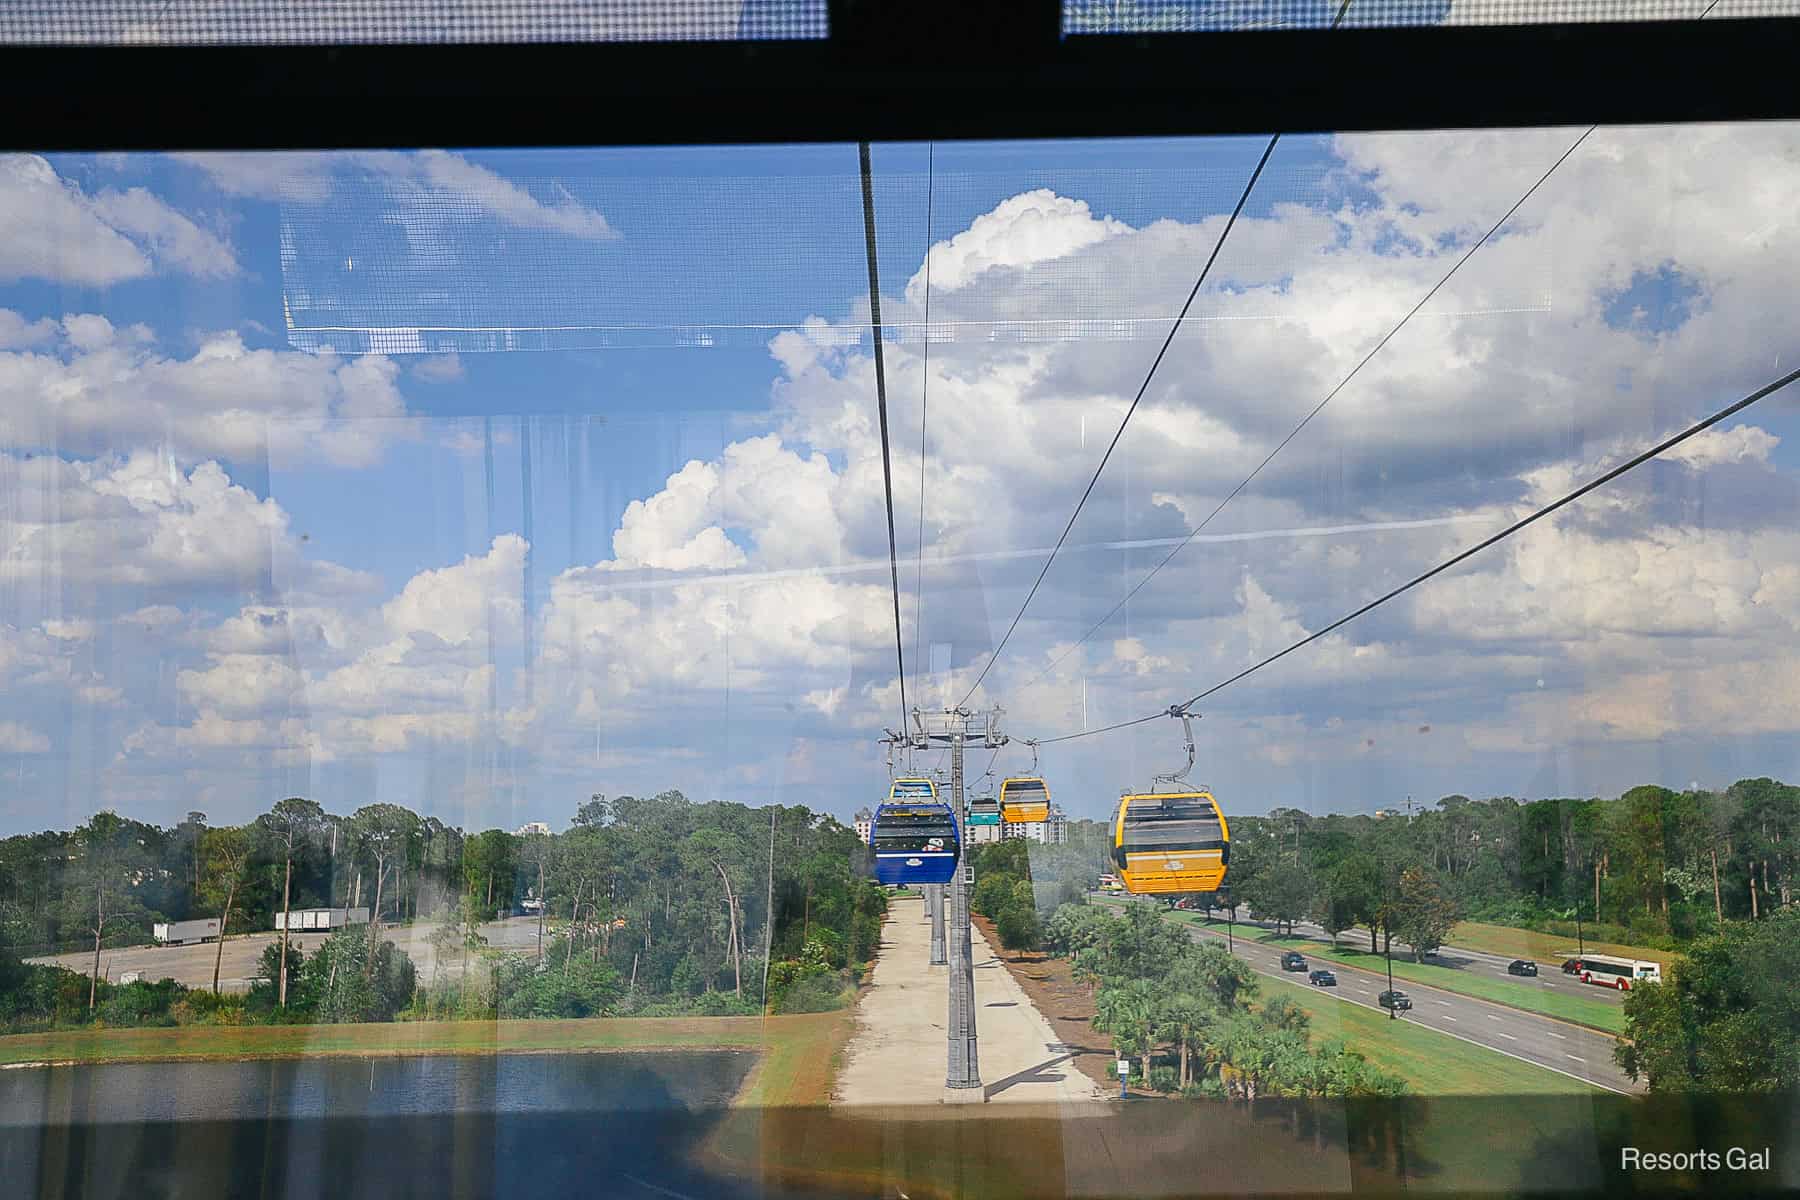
[{"x1": 2, "y1": 128, "x2": 1798, "y2": 1197}]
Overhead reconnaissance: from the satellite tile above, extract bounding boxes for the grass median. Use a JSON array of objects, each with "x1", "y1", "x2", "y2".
[
  {"x1": 1256, "y1": 974, "x2": 1603, "y2": 1095},
  {"x1": 1447, "y1": 920, "x2": 1675, "y2": 971}
]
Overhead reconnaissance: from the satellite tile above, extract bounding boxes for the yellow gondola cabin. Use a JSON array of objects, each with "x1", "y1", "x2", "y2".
[
  {"x1": 1111, "y1": 790, "x2": 1230, "y2": 895},
  {"x1": 998, "y1": 776, "x2": 1050, "y2": 824}
]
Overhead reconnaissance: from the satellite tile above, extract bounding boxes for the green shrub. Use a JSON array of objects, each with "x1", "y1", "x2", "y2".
[
  {"x1": 171, "y1": 989, "x2": 247, "y2": 1026},
  {"x1": 995, "y1": 899, "x2": 1043, "y2": 951},
  {"x1": 773, "y1": 971, "x2": 851, "y2": 1014},
  {"x1": 494, "y1": 954, "x2": 622, "y2": 1019}
]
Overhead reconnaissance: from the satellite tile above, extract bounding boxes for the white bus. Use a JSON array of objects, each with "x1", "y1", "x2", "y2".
[{"x1": 1577, "y1": 954, "x2": 1662, "y2": 990}]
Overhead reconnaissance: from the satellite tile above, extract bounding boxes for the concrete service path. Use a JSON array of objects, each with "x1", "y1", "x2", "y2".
[{"x1": 833, "y1": 894, "x2": 1107, "y2": 1109}]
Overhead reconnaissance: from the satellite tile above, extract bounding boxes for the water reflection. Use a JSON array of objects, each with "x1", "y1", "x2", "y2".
[
  {"x1": 0, "y1": 1050, "x2": 754, "y2": 1126},
  {"x1": 5, "y1": 1059, "x2": 1797, "y2": 1199}
]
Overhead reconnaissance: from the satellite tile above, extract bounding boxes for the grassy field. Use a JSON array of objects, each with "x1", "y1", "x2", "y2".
[
  {"x1": 732, "y1": 1009, "x2": 855, "y2": 1108},
  {"x1": 0, "y1": 1012, "x2": 853, "y2": 1107},
  {"x1": 1447, "y1": 920, "x2": 1676, "y2": 970},
  {"x1": 1257, "y1": 974, "x2": 1603, "y2": 1095},
  {"x1": 1233, "y1": 931, "x2": 1626, "y2": 1034}
]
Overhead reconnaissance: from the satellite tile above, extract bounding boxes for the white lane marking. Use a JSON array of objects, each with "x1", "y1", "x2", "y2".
[
  {"x1": 1548, "y1": 1032, "x2": 1568, "y2": 1040},
  {"x1": 1487, "y1": 1014, "x2": 1503, "y2": 1022},
  {"x1": 1441, "y1": 1016, "x2": 1457, "y2": 1022},
  {"x1": 1498, "y1": 1033, "x2": 1519, "y2": 1041},
  {"x1": 1435, "y1": 1000, "x2": 1452, "y2": 1006},
  {"x1": 1565, "y1": 1054, "x2": 1586, "y2": 1063}
]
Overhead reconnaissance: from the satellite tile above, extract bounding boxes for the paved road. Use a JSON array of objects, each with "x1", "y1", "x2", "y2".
[
  {"x1": 1130, "y1": 902, "x2": 1625, "y2": 1009},
  {"x1": 833, "y1": 894, "x2": 1108, "y2": 1109},
  {"x1": 1166, "y1": 911, "x2": 1638, "y2": 1094},
  {"x1": 27, "y1": 915, "x2": 550, "y2": 993}
]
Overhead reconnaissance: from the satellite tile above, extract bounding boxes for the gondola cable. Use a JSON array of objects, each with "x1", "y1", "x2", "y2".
[
  {"x1": 1017, "y1": 125, "x2": 1596, "y2": 694},
  {"x1": 957, "y1": 133, "x2": 1283, "y2": 707},
  {"x1": 913, "y1": 144, "x2": 936, "y2": 714},
  {"x1": 958, "y1": 0, "x2": 1371, "y2": 710},
  {"x1": 859, "y1": 140, "x2": 910, "y2": 727},
  {"x1": 1032, "y1": 360, "x2": 1800, "y2": 745}
]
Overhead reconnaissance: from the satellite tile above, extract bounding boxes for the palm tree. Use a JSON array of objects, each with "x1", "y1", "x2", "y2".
[
  {"x1": 1093, "y1": 976, "x2": 1160, "y2": 1084},
  {"x1": 1070, "y1": 949, "x2": 1103, "y2": 998},
  {"x1": 1157, "y1": 990, "x2": 1215, "y2": 1089}
]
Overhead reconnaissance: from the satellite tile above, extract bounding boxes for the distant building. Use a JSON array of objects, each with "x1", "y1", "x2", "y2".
[
  {"x1": 1372, "y1": 809, "x2": 1396, "y2": 820},
  {"x1": 853, "y1": 808, "x2": 873, "y2": 844},
  {"x1": 514, "y1": 821, "x2": 552, "y2": 837},
  {"x1": 1000, "y1": 803, "x2": 1069, "y2": 845},
  {"x1": 1002, "y1": 819, "x2": 1044, "y2": 843},
  {"x1": 966, "y1": 817, "x2": 1002, "y2": 845},
  {"x1": 274, "y1": 907, "x2": 370, "y2": 932}
]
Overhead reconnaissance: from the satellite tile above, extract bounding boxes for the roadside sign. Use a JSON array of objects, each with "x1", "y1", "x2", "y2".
[{"x1": 1115, "y1": 1059, "x2": 1131, "y2": 1076}]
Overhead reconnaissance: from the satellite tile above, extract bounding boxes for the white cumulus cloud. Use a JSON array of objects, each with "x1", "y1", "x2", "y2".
[{"x1": 0, "y1": 155, "x2": 236, "y2": 285}]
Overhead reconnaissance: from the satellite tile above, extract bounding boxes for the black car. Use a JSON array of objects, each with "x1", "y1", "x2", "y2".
[
  {"x1": 1378, "y1": 990, "x2": 1413, "y2": 1011},
  {"x1": 1280, "y1": 951, "x2": 1308, "y2": 972},
  {"x1": 1561, "y1": 958, "x2": 1583, "y2": 975},
  {"x1": 1308, "y1": 969, "x2": 1337, "y2": 987},
  {"x1": 1507, "y1": 959, "x2": 1539, "y2": 977}
]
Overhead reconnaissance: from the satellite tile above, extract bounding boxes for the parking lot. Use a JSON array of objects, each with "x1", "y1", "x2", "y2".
[{"x1": 27, "y1": 916, "x2": 550, "y2": 993}]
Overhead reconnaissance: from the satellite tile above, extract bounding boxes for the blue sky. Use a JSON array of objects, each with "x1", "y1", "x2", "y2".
[{"x1": 4, "y1": 128, "x2": 1800, "y2": 836}]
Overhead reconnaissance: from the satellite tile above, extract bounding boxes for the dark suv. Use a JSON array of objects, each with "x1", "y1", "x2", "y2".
[
  {"x1": 1308, "y1": 969, "x2": 1337, "y2": 987},
  {"x1": 1378, "y1": 990, "x2": 1413, "y2": 1011},
  {"x1": 1280, "y1": 951, "x2": 1308, "y2": 972},
  {"x1": 1507, "y1": 959, "x2": 1539, "y2": 977}
]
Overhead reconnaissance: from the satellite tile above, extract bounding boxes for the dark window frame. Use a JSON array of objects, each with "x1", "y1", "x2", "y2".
[{"x1": 3, "y1": 2, "x2": 1796, "y2": 152}]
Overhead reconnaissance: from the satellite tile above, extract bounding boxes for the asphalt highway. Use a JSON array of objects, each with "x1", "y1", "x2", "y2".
[
  {"x1": 1177, "y1": 916, "x2": 1638, "y2": 1094},
  {"x1": 1257, "y1": 913, "x2": 1626, "y2": 1008}
]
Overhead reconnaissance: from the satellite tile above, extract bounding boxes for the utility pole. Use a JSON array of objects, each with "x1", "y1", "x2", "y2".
[
  {"x1": 899, "y1": 704, "x2": 1005, "y2": 1102},
  {"x1": 945, "y1": 713, "x2": 979, "y2": 1098},
  {"x1": 928, "y1": 882, "x2": 946, "y2": 965}
]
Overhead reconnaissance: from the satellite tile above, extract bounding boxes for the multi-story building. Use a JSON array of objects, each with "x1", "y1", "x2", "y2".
[
  {"x1": 1002, "y1": 803, "x2": 1070, "y2": 845},
  {"x1": 966, "y1": 815, "x2": 1002, "y2": 845},
  {"x1": 514, "y1": 821, "x2": 552, "y2": 837},
  {"x1": 853, "y1": 808, "x2": 873, "y2": 844}
]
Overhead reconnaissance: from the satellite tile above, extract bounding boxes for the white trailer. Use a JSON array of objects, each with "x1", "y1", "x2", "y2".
[
  {"x1": 152, "y1": 918, "x2": 221, "y2": 946},
  {"x1": 274, "y1": 907, "x2": 370, "y2": 931}
]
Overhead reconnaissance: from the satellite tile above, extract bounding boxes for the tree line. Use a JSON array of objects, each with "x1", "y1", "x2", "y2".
[
  {"x1": 1219, "y1": 778, "x2": 1800, "y2": 955},
  {"x1": 0, "y1": 790, "x2": 885, "y2": 1031}
]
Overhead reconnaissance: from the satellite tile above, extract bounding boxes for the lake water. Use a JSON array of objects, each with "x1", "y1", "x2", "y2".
[
  {"x1": 0, "y1": 1050, "x2": 829, "y2": 1200},
  {"x1": 6, "y1": 1056, "x2": 1796, "y2": 1199},
  {"x1": 0, "y1": 1050, "x2": 754, "y2": 1126}
]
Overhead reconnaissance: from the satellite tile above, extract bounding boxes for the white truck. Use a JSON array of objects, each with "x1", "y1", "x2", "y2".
[
  {"x1": 273, "y1": 907, "x2": 371, "y2": 931},
  {"x1": 152, "y1": 918, "x2": 221, "y2": 946}
]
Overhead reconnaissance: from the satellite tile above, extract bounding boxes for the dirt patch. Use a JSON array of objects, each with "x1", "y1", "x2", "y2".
[{"x1": 970, "y1": 913, "x2": 1159, "y2": 1097}]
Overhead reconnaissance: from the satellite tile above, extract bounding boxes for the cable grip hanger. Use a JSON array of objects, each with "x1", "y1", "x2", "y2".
[{"x1": 1152, "y1": 704, "x2": 1201, "y2": 792}]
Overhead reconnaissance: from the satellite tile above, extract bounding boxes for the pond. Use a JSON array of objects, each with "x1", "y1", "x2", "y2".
[{"x1": 0, "y1": 1050, "x2": 816, "y2": 1200}]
